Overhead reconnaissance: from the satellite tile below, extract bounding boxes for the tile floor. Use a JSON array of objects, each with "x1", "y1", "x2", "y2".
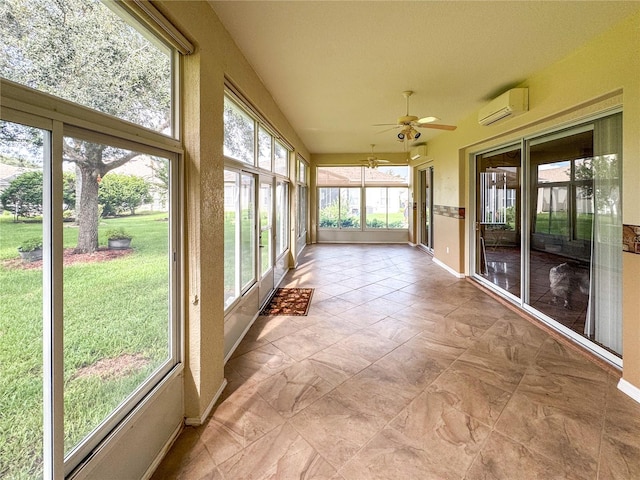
[{"x1": 151, "y1": 244, "x2": 640, "y2": 480}]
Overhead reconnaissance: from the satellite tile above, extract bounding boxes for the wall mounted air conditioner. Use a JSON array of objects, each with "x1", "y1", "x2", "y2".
[
  {"x1": 410, "y1": 144, "x2": 428, "y2": 160},
  {"x1": 478, "y1": 88, "x2": 528, "y2": 126}
]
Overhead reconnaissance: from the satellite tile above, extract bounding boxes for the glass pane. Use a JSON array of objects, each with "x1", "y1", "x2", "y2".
[
  {"x1": 274, "y1": 141, "x2": 288, "y2": 176},
  {"x1": 340, "y1": 188, "x2": 360, "y2": 229},
  {"x1": 62, "y1": 136, "x2": 171, "y2": 456},
  {"x1": 224, "y1": 96, "x2": 255, "y2": 164},
  {"x1": 388, "y1": 188, "x2": 409, "y2": 229},
  {"x1": 575, "y1": 158, "x2": 594, "y2": 241},
  {"x1": 224, "y1": 170, "x2": 239, "y2": 308},
  {"x1": 316, "y1": 167, "x2": 362, "y2": 186},
  {"x1": 318, "y1": 187, "x2": 340, "y2": 229},
  {"x1": 298, "y1": 159, "x2": 307, "y2": 184},
  {"x1": 276, "y1": 181, "x2": 288, "y2": 256},
  {"x1": 534, "y1": 186, "x2": 569, "y2": 236},
  {"x1": 259, "y1": 182, "x2": 272, "y2": 276},
  {"x1": 537, "y1": 161, "x2": 571, "y2": 183},
  {"x1": 240, "y1": 174, "x2": 255, "y2": 289},
  {"x1": 476, "y1": 147, "x2": 522, "y2": 299},
  {"x1": 365, "y1": 187, "x2": 387, "y2": 228},
  {"x1": 364, "y1": 166, "x2": 409, "y2": 185},
  {"x1": 529, "y1": 128, "x2": 594, "y2": 339},
  {"x1": 258, "y1": 127, "x2": 272, "y2": 171},
  {"x1": 1, "y1": 0, "x2": 172, "y2": 134},
  {"x1": 298, "y1": 186, "x2": 307, "y2": 238},
  {"x1": 0, "y1": 121, "x2": 45, "y2": 478}
]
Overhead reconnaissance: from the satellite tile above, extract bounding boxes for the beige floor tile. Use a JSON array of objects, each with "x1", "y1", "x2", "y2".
[
  {"x1": 494, "y1": 392, "x2": 602, "y2": 479},
  {"x1": 218, "y1": 423, "x2": 336, "y2": 480},
  {"x1": 290, "y1": 391, "x2": 387, "y2": 469},
  {"x1": 227, "y1": 344, "x2": 298, "y2": 383},
  {"x1": 428, "y1": 367, "x2": 512, "y2": 426},
  {"x1": 256, "y1": 360, "x2": 335, "y2": 418},
  {"x1": 386, "y1": 389, "x2": 491, "y2": 478},
  {"x1": 465, "y1": 431, "x2": 589, "y2": 480},
  {"x1": 152, "y1": 245, "x2": 631, "y2": 480}
]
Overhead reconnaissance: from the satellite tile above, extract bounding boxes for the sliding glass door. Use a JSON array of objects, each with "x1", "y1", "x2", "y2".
[
  {"x1": 473, "y1": 112, "x2": 622, "y2": 361},
  {"x1": 419, "y1": 167, "x2": 434, "y2": 251}
]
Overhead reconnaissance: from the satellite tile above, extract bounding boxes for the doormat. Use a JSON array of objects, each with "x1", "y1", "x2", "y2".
[{"x1": 261, "y1": 288, "x2": 314, "y2": 316}]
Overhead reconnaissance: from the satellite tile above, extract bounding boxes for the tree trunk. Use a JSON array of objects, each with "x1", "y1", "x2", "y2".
[
  {"x1": 74, "y1": 163, "x2": 83, "y2": 224},
  {"x1": 75, "y1": 168, "x2": 100, "y2": 253}
]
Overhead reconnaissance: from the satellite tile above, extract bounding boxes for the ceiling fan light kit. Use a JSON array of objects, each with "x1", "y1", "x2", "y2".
[
  {"x1": 374, "y1": 90, "x2": 457, "y2": 146},
  {"x1": 361, "y1": 144, "x2": 392, "y2": 169}
]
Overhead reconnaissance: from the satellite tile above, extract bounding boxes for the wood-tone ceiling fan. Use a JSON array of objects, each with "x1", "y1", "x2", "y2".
[
  {"x1": 359, "y1": 144, "x2": 391, "y2": 169},
  {"x1": 374, "y1": 91, "x2": 457, "y2": 142}
]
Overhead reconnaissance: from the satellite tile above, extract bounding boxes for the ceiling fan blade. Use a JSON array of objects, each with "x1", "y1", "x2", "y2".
[
  {"x1": 375, "y1": 126, "x2": 401, "y2": 134},
  {"x1": 372, "y1": 123, "x2": 400, "y2": 127},
  {"x1": 417, "y1": 123, "x2": 457, "y2": 131}
]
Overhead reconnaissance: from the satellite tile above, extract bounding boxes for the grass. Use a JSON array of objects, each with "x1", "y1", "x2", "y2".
[{"x1": 0, "y1": 210, "x2": 170, "y2": 479}]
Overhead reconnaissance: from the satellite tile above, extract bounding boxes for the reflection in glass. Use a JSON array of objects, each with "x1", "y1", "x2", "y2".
[{"x1": 476, "y1": 147, "x2": 522, "y2": 299}]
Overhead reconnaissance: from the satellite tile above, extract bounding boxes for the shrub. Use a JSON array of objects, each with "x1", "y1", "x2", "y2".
[
  {"x1": 18, "y1": 237, "x2": 43, "y2": 252},
  {"x1": 104, "y1": 228, "x2": 132, "y2": 240}
]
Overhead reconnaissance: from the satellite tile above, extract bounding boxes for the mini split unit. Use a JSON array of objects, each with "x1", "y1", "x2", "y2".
[
  {"x1": 410, "y1": 144, "x2": 428, "y2": 161},
  {"x1": 478, "y1": 88, "x2": 529, "y2": 126}
]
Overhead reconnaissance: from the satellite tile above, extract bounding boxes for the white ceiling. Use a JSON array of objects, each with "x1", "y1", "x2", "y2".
[{"x1": 208, "y1": 1, "x2": 640, "y2": 155}]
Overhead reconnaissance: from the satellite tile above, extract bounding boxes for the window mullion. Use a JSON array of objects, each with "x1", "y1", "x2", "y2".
[{"x1": 44, "y1": 120, "x2": 65, "y2": 479}]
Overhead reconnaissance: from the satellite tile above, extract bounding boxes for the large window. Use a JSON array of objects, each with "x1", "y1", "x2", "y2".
[
  {"x1": 223, "y1": 92, "x2": 293, "y2": 310},
  {"x1": 317, "y1": 166, "x2": 409, "y2": 230},
  {"x1": 1, "y1": 1, "x2": 179, "y2": 477}
]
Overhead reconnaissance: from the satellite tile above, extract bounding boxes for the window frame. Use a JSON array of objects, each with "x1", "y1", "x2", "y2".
[
  {"x1": 1, "y1": 80, "x2": 182, "y2": 477},
  {"x1": 316, "y1": 165, "x2": 410, "y2": 232}
]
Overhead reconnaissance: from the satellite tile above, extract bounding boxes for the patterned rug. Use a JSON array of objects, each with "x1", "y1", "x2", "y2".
[{"x1": 260, "y1": 288, "x2": 314, "y2": 316}]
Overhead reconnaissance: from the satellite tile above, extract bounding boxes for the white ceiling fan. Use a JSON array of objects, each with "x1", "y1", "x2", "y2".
[
  {"x1": 375, "y1": 91, "x2": 457, "y2": 143},
  {"x1": 360, "y1": 144, "x2": 391, "y2": 169}
]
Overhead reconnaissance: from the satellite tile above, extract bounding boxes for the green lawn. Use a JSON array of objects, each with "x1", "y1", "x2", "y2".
[{"x1": 0, "y1": 211, "x2": 170, "y2": 479}]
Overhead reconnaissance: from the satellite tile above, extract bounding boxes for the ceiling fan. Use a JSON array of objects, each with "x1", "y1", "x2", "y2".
[
  {"x1": 360, "y1": 144, "x2": 391, "y2": 169},
  {"x1": 375, "y1": 91, "x2": 456, "y2": 142}
]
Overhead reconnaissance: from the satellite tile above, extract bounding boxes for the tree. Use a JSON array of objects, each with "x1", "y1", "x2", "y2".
[
  {"x1": 99, "y1": 173, "x2": 152, "y2": 217},
  {"x1": 1, "y1": 0, "x2": 171, "y2": 252},
  {"x1": 0, "y1": 171, "x2": 43, "y2": 220}
]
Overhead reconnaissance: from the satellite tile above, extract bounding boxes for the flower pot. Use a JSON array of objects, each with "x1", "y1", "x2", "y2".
[
  {"x1": 19, "y1": 248, "x2": 43, "y2": 262},
  {"x1": 108, "y1": 238, "x2": 132, "y2": 250}
]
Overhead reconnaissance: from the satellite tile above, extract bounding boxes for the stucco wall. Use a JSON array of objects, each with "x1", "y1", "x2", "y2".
[
  {"x1": 419, "y1": 11, "x2": 640, "y2": 387},
  {"x1": 157, "y1": 0, "x2": 310, "y2": 421}
]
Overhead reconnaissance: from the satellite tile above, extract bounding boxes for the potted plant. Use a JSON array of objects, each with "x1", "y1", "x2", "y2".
[
  {"x1": 105, "y1": 228, "x2": 133, "y2": 250},
  {"x1": 18, "y1": 238, "x2": 43, "y2": 262}
]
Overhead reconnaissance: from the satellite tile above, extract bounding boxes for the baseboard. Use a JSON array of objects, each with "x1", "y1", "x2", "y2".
[
  {"x1": 142, "y1": 421, "x2": 183, "y2": 480},
  {"x1": 432, "y1": 257, "x2": 465, "y2": 278},
  {"x1": 184, "y1": 378, "x2": 228, "y2": 426},
  {"x1": 224, "y1": 310, "x2": 260, "y2": 364},
  {"x1": 618, "y1": 378, "x2": 640, "y2": 404}
]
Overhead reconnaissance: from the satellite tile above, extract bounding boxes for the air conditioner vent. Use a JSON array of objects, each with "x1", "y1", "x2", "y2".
[
  {"x1": 410, "y1": 145, "x2": 428, "y2": 161},
  {"x1": 478, "y1": 88, "x2": 528, "y2": 126}
]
